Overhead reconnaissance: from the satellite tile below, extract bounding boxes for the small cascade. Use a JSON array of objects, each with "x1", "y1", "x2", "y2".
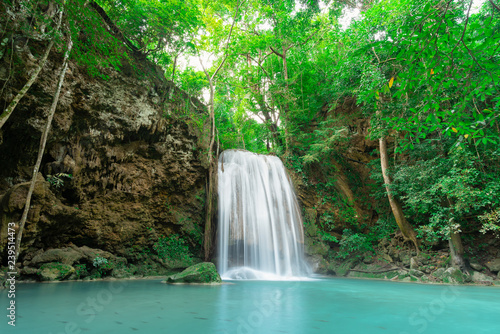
[{"x1": 217, "y1": 150, "x2": 311, "y2": 280}]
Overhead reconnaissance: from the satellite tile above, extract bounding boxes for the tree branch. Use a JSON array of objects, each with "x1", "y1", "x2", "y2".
[
  {"x1": 489, "y1": 0, "x2": 500, "y2": 11},
  {"x1": 269, "y1": 46, "x2": 284, "y2": 58},
  {"x1": 211, "y1": 0, "x2": 243, "y2": 81}
]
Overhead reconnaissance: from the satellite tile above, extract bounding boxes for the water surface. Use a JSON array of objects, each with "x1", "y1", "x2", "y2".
[{"x1": 1, "y1": 278, "x2": 499, "y2": 334}]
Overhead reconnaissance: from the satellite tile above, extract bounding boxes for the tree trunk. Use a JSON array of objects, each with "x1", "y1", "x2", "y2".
[
  {"x1": 172, "y1": 54, "x2": 178, "y2": 81},
  {"x1": 14, "y1": 34, "x2": 73, "y2": 264},
  {"x1": 282, "y1": 46, "x2": 288, "y2": 86},
  {"x1": 199, "y1": 0, "x2": 241, "y2": 261},
  {"x1": 203, "y1": 83, "x2": 217, "y2": 261},
  {"x1": 254, "y1": 94, "x2": 282, "y2": 146},
  {"x1": 449, "y1": 230, "x2": 466, "y2": 270},
  {"x1": 379, "y1": 135, "x2": 419, "y2": 251},
  {"x1": 0, "y1": 7, "x2": 64, "y2": 130}
]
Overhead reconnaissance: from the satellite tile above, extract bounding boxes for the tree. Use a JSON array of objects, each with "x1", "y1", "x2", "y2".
[{"x1": 196, "y1": 0, "x2": 243, "y2": 260}]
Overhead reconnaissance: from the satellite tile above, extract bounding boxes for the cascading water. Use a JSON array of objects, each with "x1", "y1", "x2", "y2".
[{"x1": 217, "y1": 149, "x2": 311, "y2": 280}]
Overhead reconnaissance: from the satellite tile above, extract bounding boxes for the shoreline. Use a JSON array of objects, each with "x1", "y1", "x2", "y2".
[{"x1": 4, "y1": 272, "x2": 500, "y2": 287}]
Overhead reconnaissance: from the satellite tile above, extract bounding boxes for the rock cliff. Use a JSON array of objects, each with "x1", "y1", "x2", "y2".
[{"x1": 0, "y1": 27, "x2": 210, "y2": 279}]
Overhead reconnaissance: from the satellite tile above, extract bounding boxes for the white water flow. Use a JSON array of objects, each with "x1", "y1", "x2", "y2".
[{"x1": 217, "y1": 150, "x2": 311, "y2": 280}]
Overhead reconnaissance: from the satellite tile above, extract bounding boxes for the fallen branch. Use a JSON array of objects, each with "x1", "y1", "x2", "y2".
[{"x1": 350, "y1": 266, "x2": 401, "y2": 274}]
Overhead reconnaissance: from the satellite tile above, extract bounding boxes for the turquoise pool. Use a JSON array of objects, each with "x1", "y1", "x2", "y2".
[{"x1": 1, "y1": 278, "x2": 499, "y2": 333}]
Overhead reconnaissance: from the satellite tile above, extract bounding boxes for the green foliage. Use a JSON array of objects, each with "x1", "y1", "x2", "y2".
[
  {"x1": 46, "y1": 173, "x2": 72, "y2": 189},
  {"x1": 74, "y1": 264, "x2": 88, "y2": 279},
  {"x1": 479, "y1": 208, "x2": 500, "y2": 237},
  {"x1": 92, "y1": 256, "x2": 108, "y2": 267},
  {"x1": 176, "y1": 67, "x2": 208, "y2": 98},
  {"x1": 391, "y1": 144, "x2": 500, "y2": 239},
  {"x1": 98, "y1": 0, "x2": 201, "y2": 63},
  {"x1": 153, "y1": 234, "x2": 193, "y2": 265},
  {"x1": 367, "y1": 217, "x2": 396, "y2": 244},
  {"x1": 92, "y1": 256, "x2": 112, "y2": 277},
  {"x1": 66, "y1": 0, "x2": 127, "y2": 79},
  {"x1": 302, "y1": 119, "x2": 349, "y2": 165},
  {"x1": 336, "y1": 229, "x2": 374, "y2": 260}
]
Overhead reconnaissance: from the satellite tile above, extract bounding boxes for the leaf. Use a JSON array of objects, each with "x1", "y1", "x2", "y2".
[
  {"x1": 389, "y1": 76, "x2": 394, "y2": 88},
  {"x1": 452, "y1": 127, "x2": 458, "y2": 133},
  {"x1": 430, "y1": 69, "x2": 434, "y2": 75},
  {"x1": 464, "y1": 134, "x2": 469, "y2": 139}
]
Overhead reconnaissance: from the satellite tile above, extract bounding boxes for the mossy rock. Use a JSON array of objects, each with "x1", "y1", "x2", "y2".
[
  {"x1": 38, "y1": 263, "x2": 74, "y2": 281},
  {"x1": 331, "y1": 259, "x2": 358, "y2": 277},
  {"x1": 164, "y1": 262, "x2": 221, "y2": 284},
  {"x1": 347, "y1": 271, "x2": 388, "y2": 279},
  {"x1": 432, "y1": 268, "x2": 446, "y2": 279},
  {"x1": 442, "y1": 267, "x2": 466, "y2": 284},
  {"x1": 304, "y1": 235, "x2": 329, "y2": 256}
]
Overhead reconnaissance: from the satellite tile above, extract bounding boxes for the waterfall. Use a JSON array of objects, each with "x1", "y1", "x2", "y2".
[{"x1": 217, "y1": 150, "x2": 311, "y2": 280}]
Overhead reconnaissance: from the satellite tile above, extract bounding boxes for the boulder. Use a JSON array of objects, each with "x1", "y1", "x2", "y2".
[
  {"x1": 485, "y1": 258, "x2": 500, "y2": 273},
  {"x1": 164, "y1": 262, "x2": 221, "y2": 284},
  {"x1": 30, "y1": 248, "x2": 83, "y2": 266},
  {"x1": 380, "y1": 253, "x2": 393, "y2": 263},
  {"x1": 471, "y1": 271, "x2": 493, "y2": 282},
  {"x1": 410, "y1": 257, "x2": 418, "y2": 270},
  {"x1": 38, "y1": 263, "x2": 75, "y2": 281},
  {"x1": 470, "y1": 263, "x2": 483, "y2": 271},
  {"x1": 442, "y1": 267, "x2": 466, "y2": 284},
  {"x1": 332, "y1": 259, "x2": 358, "y2": 276},
  {"x1": 409, "y1": 269, "x2": 424, "y2": 277},
  {"x1": 432, "y1": 267, "x2": 446, "y2": 279}
]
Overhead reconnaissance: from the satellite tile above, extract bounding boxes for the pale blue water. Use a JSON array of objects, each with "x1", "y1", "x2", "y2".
[{"x1": 1, "y1": 278, "x2": 500, "y2": 334}]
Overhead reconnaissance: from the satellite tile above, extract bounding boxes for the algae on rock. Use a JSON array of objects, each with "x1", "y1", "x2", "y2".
[{"x1": 164, "y1": 262, "x2": 221, "y2": 284}]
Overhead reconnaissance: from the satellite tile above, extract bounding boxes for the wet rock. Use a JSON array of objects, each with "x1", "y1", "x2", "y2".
[
  {"x1": 308, "y1": 255, "x2": 329, "y2": 273},
  {"x1": 164, "y1": 262, "x2": 221, "y2": 284}
]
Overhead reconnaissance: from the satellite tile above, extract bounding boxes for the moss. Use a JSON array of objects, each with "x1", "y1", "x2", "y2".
[
  {"x1": 38, "y1": 262, "x2": 74, "y2": 281},
  {"x1": 164, "y1": 262, "x2": 221, "y2": 284}
]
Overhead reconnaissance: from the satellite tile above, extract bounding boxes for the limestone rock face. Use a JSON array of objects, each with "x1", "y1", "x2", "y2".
[
  {"x1": 165, "y1": 262, "x2": 221, "y2": 284},
  {"x1": 0, "y1": 37, "x2": 209, "y2": 267}
]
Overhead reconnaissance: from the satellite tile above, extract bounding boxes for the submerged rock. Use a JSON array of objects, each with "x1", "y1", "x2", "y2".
[{"x1": 164, "y1": 262, "x2": 221, "y2": 284}]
